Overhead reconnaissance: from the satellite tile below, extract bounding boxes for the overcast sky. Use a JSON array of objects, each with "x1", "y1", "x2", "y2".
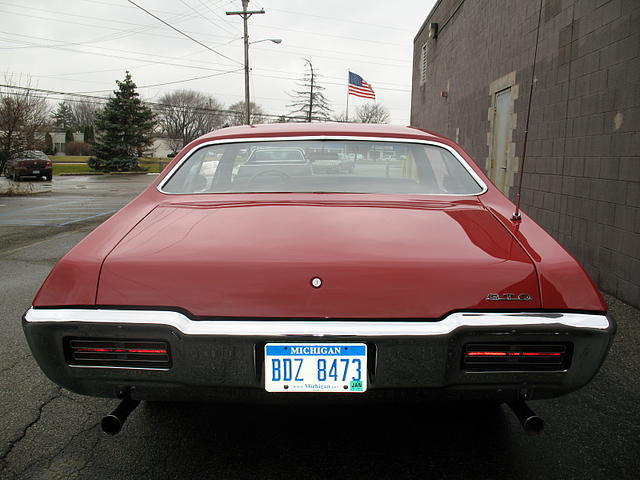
[{"x1": 0, "y1": 0, "x2": 436, "y2": 124}]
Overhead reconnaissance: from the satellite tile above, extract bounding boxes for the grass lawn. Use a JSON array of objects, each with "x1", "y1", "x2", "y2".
[
  {"x1": 49, "y1": 155, "x2": 91, "y2": 163},
  {"x1": 50, "y1": 156, "x2": 170, "y2": 175},
  {"x1": 52, "y1": 163, "x2": 93, "y2": 175}
]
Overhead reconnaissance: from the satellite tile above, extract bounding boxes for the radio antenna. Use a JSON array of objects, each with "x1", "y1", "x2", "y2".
[{"x1": 512, "y1": 0, "x2": 544, "y2": 222}]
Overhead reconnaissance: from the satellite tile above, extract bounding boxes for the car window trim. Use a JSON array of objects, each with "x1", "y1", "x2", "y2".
[{"x1": 157, "y1": 136, "x2": 488, "y2": 196}]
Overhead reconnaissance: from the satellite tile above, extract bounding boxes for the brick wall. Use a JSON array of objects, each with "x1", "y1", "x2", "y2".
[{"x1": 411, "y1": 0, "x2": 640, "y2": 307}]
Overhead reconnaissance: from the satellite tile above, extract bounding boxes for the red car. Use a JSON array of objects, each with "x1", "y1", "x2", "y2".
[
  {"x1": 5, "y1": 150, "x2": 52, "y2": 181},
  {"x1": 23, "y1": 124, "x2": 614, "y2": 434}
]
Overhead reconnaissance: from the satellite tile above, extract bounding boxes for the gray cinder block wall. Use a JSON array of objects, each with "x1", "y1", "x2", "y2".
[{"x1": 411, "y1": 0, "x2": 640, "y2": 308}]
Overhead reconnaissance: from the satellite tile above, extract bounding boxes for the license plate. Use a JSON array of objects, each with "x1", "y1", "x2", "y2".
[
  {"x1": 265, "y1": 343, "x2": 367, "y2": 393},
  {"x1": 32, "y1": 170, "x2": 40, "y2": 174}
]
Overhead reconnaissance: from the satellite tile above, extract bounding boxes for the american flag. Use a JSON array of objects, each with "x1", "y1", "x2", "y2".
[{"x1": 348, "y1": 71, "x2": 376, "y2": 99}]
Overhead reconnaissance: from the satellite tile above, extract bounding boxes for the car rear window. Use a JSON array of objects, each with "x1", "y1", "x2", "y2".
[
  {"x1": 16, "y1": 150, "x2": 48, "y2": 160},
  {"x1": 161, "y1": 140, "x2": 484, "y2": 195}
]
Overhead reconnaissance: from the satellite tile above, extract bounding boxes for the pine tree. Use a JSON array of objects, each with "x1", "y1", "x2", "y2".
[
  {"x1": 44, "y1": 133, "x2": 54, "y2": 155},
  {"x1": 83, "y1": 125, "x2": 95, "y2": 143},
  {"x1": 89, "y1": 72, "x2": 156, "y2": 172},
  {"x1": 51, "y1": 102, "x2": 75, "y2": 129},
  {"x1": 287, "y1": 59, "x2": 332, "y2": 122}
]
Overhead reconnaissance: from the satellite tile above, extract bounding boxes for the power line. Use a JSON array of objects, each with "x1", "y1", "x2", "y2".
[
  {"x1": 179, "y1": 0, "x2": 238, "y2": 38},
  {"x1": 0, "y1": 8, "x2": 238, "y2": 51},
  {"x1": 0, "y1": 1, "x2": 196, "y2": 35},
  {"x1": 0, "y1": 31, "x2": 410, "y2": 92},
  {"x1": 127, "y1": 0, "x2": 243, "y2": 66},
  {"x1": 77, "y1": 0, "x2": 404, "y2": 34},
  {"x1": 0, "y1": 1, "x2": 407, "y2": 54},
  {"x1": 195, "y1": 0, "x2": 242, "y2": 36},
  {"x1": 3, "y1": 43, "x2": 410, "y2": 94},
  {"x1": 0, "y1": 83, "x2": 325, "y2": 121},
  {"x1": 268, "y1": 7, "x2": 408, "y2": 32},
  {"x1": 0, "y1": 26, "x2": 408, "y2": 79},
  {"x1": 252, "y1": 22, "x2": 406, "y2": 48},
  {"x1": 0, "y1": 34, "x2": 240, "y2": 75},
  {"x1": 0, "y1": 6, "x2": 410, "y2": 68},
  {"x1": 75, "y1": 68, "x2": 244, "y2": 93},
  {"x1": 0, "y1": 30, "x2": 238, "y2": 70}
]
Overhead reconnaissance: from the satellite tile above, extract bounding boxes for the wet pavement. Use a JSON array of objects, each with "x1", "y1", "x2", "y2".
[
  {"x1": 0, "y1": 174, "x2": 155, "y2": 254},
  {"x1": 0, "y1": 175, "x2": 639, "y2": 479}
]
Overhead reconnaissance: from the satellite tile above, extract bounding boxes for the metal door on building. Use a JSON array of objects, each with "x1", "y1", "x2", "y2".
[{"x1": 489, "y1": 87, "x2": 512, "y2": 194}]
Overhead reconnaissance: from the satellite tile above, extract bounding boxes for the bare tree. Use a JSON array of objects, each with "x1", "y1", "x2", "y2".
[
  {"x1": 70, "y1": 98, "x2": 101, "y2": 130},
  {"x1": 156, "y1": 90, "x2": 225, "y2": 152},
  {"x1": 225, "y1": 101, "x2": 265, "y2": 127},
  {"x1": 332, "y1": 111, "x2": 349, "y2": 122},
  {"x1": 0, "y1": 79, "x2": 50, "y2": 175},
  {"x1": 287, "y1": 59, "x2": 332, "y2": 122},
  {"x1": 353, "y1": 103, "x2": 390, "y2": 124}
]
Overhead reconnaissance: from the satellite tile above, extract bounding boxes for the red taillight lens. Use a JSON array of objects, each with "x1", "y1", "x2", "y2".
[
  {"x1": 463, "y1": 343, "x2": 570, "y2": 371},
  {"x1": 467, "y1": 351, "x2": 507, "y2": 356},
  {"x1": 75, "y1": 347, "x2": 168, "y2": 354},
  {"x1": 46, "y1": 160, "x2": 52, "y2": 167},
  {"x1": 66, "y1": 339, "x2": 171, "y2": 368}
]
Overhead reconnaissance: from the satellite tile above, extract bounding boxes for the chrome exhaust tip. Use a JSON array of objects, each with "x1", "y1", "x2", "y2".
[
  {"x1": 101, "y1": 399, "x2": 140, "y2": 435},
  {"x1": 508, "y1": 400, "x2": 544, "y2": 435}
]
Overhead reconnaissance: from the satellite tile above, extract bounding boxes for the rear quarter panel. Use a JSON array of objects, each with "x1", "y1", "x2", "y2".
[
  {"x1": 443, "y1": 141, "x2": 606, "y2": 312},
  {"x1": 32, "y1": 195, "x2": 159, "y2": 306}
]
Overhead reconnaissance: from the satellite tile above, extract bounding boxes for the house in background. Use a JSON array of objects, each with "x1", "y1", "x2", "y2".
[
  {"x1": 150, "y1": 137, "x2": 179, "y2": 158},
  {"x1": 411, "y1": 0, "x2": 639, "y2": 307},
  {"x1": 48, "y1": 128, "x2": 84, "y2": 155}
]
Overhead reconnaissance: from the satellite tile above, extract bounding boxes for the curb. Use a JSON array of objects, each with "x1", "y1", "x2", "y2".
[
  {"x1": 58, "y1": 172, "x2": 152, "y2": 176},
  {"x1": 59, "y1": 172, "x2": 104, "y2": 176}
]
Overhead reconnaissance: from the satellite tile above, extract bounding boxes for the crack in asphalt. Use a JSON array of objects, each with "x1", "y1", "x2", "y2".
[
  {"x1": 0, "y1": 355, "x2": 31, "y2": 376},
  {"x1": 72, "y1": 431, "x2": 102, "y2": 480},
  {"x1": 41, "y1": 421, "x2": 102, "y2": 480},
  {"x1": 0, "y1": 387, "x2": 62, "y2": 468}
]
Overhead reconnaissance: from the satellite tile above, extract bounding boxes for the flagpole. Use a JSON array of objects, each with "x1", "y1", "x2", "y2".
[{"x1": 346, "y1": 69, "x2": 350, "y2": 122}]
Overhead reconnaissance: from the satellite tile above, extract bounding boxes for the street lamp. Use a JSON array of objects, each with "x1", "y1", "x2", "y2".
[
  {"x1": 226, "y1": 2, "x2": 282, "y2": 125},
  {"x1": 241, "y1": 38, "x2": 282, "y2": 124},
  {"x1": 250, "y1": 38, "x2": 282, "y2": 45}
]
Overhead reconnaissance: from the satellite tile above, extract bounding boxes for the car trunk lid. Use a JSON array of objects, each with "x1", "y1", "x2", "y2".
[{"x1": 97, "y1": 198, "x2": 540, "y2": 318}]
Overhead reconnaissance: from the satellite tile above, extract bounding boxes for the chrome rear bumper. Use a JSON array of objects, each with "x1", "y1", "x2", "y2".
[
  {"x1": 24, "y1": 308, "x2": 611, "y2": 336},
  {"x1": 23, "y1": 308, "x2": 615, "y2": 403}
]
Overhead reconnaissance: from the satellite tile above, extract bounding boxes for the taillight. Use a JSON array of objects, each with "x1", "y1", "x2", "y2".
[
  {"x1": 463, "y1": 343, "x2": 570, "y2": 371},
  {"x1": 46, "y1": 160, "x2": 52, "y2": 167},
  {"x1": 66, "y1": 339, "x2": 171, "y2": 369}
]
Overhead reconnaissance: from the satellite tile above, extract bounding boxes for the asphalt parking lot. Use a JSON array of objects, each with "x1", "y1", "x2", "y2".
[
  {"x1": 0, "y1": 175, "x2": 152, "y2": 254},
  {"x1": 1, "y1": 175, "x2": 639, "y2": 479}
]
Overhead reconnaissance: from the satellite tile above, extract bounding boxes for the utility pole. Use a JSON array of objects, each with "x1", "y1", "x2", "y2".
[
  {"x1": 226, "y1": 0, "x2": 264, "y2": 125},
  {"x1": 306, "y1": 59, "x2": 314, "y2": 122}
]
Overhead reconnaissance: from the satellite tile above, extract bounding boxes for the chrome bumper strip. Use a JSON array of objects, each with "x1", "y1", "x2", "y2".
[{"x1": 25, "y1": 308, "x2": 611, "y2": 337}]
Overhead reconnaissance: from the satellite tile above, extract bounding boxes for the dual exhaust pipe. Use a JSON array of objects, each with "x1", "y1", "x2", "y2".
[
  {"x1": 100, "y1": 397, "x2": 543, "y2": 436},
  {"x1": 101, "y1": 398, "x2": 140, "y2": 435},
  {"x1": 508, "y1": 400, "x2": 544, "y2": 435}
]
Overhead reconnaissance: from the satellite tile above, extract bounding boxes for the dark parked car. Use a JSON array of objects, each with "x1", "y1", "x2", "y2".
[
  {"x1": 23, "y1": 123, "x2": 614, "y2": 434},
  {"x1": 309, "y1": 151, "x2": 355, "y2": 174},
  {"x1": 5, "y1": 150, "x2": 52, "y2": 181}
]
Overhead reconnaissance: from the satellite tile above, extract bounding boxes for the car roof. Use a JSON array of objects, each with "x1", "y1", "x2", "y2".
[
  {"x1": 14, "y1": 150, "x2": 47, "y2": 158},
  {"x1": 196, "y1": 122, "x2": 445, "y2": 143}
]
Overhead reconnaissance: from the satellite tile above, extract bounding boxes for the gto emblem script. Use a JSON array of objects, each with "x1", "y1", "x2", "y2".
[
  {"x1": 311, "y1": 277, "x2": 322, "y2": 288},
  {"x1": 486, "y1": 293, "x2": 532, "y2": 301}
]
